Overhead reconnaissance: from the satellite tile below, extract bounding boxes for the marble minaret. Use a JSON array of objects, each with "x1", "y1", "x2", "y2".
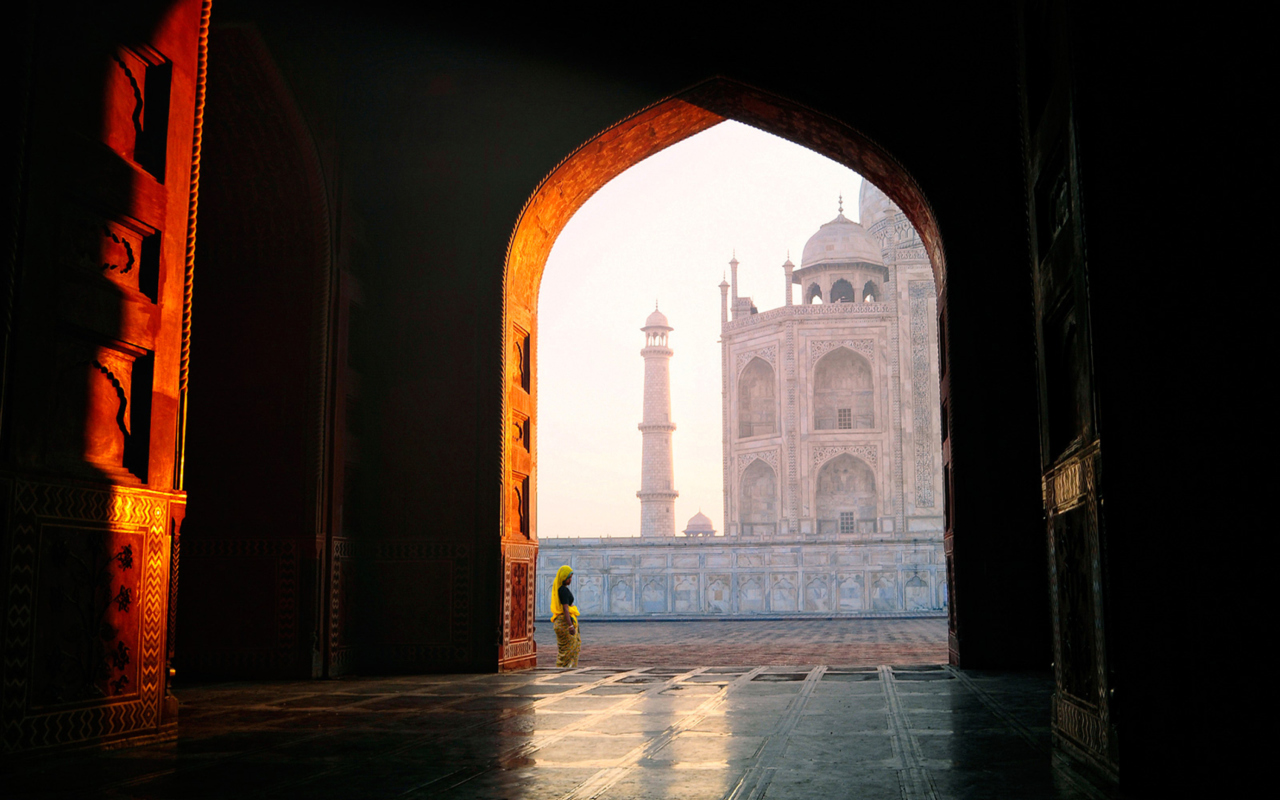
[{"x1": 638, "y1": 304, "x2": 678, "y2": 537}]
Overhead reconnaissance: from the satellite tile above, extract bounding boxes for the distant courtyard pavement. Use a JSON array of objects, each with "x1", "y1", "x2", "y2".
[{"x1": 534, "y1": 618, "x2": 948, "y2": 667}]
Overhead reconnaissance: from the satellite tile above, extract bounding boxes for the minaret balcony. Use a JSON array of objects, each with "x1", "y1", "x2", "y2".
[
  {"x1": 637, "y1": 422, "x2": 677, "y2": 433},
  {"x1": 637, "y1": 490, "x2": 679, "y2": 500}
]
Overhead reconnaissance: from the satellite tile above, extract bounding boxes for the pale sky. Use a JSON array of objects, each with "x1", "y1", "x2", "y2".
[{"x1": 537, "y1": 120, "x2": 864, "y2": 538}]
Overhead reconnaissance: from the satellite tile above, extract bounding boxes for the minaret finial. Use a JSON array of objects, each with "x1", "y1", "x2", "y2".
[
  {"x1": 655, "y1": 299, "x2": 659, "y2": 310},
  {"x1": 838, "y1": 193, "x2": 844, "y2": 214}
]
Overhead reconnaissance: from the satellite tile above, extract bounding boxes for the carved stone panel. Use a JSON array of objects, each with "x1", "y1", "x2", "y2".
[
  {"x1": 737, "y1": 574, "x2": 764, "y2": 613},
  {"x1": 509, "y1": 562, "x2": 529, "y2": 641},
  {"x1": 501, "y1": 542, "x2": 535, "y2": 667},
  {"x1": 641, "y1": 576, "x2": 667, "y2": 613},
  {"x1": 838, "y1": 573, "x2": 865, "y2": 611},
  {"x1": 609, "y1": 578, "x2": 633, "y2": 615},
  {"x1": 904, "y1": 571, "x2": 931, "y2": 611},
  {"x1": 673, "y1": 574, "x2": 699, "y2": 613},
  {"x1": 805, "y1": 575, "x2": 832, "y2": 612},
  {"x1": 871, "y1": 572, "x2": 897, "y2": 612},
  {"x1": 769, "y1": 574, "x2": 798, "y2": 612},
  {"x1": 575, "y1": 575, "x2": 603, "y2": 615},
  {"x1": 705, "y1": 575, "x2": 731, "y2": 614},
  {"x1": 33, "y1": 527, "x2": 145, "y2": 707},
  {"x1": 1, "y1": 479, "x2": 173, "y2": 753}
]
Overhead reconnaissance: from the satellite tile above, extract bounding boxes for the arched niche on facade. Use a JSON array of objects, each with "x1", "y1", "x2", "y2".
[
  {"x1": 738, "y1": 357, "x2": 777, "y2": 438},
  {"x1": 814, "y1": 347, "x2": 874, "y2": 430},
  {"x1": 740, "y1": 458, "x2": 778, "y2": 536},
  {"x1": 806, "y1": 283, "x2": 823, "y2": 304},
  {"x1": 815, "y1": 453, "x2": 877, "y2": 535},
  {"x1": 830, "y1": 278, "x2": 855, "y2": 303},
  {"x1": 862, "y1": 279, "x2": 878, "y2": 302}
]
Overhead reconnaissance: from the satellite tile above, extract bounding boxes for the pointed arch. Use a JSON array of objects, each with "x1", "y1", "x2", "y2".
[
  {"x1": 830, "y1": 278, "x2": 855, "y2": 303},
  {"x1": 500, "y1": 76, "x2": 946, "y2": 669}
]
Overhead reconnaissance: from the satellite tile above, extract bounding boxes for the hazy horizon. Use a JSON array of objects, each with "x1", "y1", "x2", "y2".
[{"x1": 537, "y1": 120, "x2": 864, "y2": 539}]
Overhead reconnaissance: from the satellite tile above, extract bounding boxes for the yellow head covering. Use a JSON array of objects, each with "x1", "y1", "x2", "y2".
[{"x1": 550, "y1": 565, "x2": 578, "y2": 619}]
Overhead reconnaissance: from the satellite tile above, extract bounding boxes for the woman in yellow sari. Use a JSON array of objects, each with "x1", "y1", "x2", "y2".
[{"x1": 550, "y1": 565, "x2": 581, "y2": 667}]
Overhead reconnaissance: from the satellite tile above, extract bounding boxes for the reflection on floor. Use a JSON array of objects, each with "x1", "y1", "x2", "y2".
[{"x1": 2, "y1": 665, "x2": 1120, "y2": 799}]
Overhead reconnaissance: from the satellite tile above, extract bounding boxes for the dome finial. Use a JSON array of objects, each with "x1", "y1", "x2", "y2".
[
  {"x1": 838, "y1": 193, "x2": 844, "y2": 214},
  {"x1": 655, "y1": 299, "x2": 659, "y2": 311}
]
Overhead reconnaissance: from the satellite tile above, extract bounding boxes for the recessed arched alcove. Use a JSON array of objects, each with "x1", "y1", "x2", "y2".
[{"x1": 738, "y1": 357, "x2": 778, "y2": 438}]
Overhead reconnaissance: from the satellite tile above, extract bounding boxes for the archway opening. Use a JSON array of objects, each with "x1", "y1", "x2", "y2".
[{"x1": 501, "y1": 79, "x2": 953, "y2": 672}]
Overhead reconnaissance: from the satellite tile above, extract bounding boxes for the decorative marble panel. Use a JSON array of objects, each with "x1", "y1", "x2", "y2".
[
  {"x1": 838, "y1": 573, "x2": 865, "y2": 611},
  {"x1": 805, "y1": 576, "x2": 833, "y2": 612},
  {"x1": 812, "y1": 445, "x2": 878, "y2": 469},
  {"x1": 705, "y1": 575, "x2": 732, "y2": 614},
  {"x1": 673, "y1": 574, "x2": 699, "y2": 612},
  {"x1": 769, "y1": 574, "x2": 798, "y2": 612},
  {"x1": 738, "y1": 575, "x2": 764, "y2": 613}
]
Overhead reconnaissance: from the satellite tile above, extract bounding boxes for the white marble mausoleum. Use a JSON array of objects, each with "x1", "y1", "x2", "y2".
[{"x1": 537, "y1": 182, "x2": 947, "y2": 618}]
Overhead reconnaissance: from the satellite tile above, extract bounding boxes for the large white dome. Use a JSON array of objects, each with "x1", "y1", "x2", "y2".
[{"x1": 800, "y1": 210, "x2": 882, "y2": 268}]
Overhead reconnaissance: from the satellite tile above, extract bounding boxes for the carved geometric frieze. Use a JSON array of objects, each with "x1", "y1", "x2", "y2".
[
  {"x1": 812, "y1": 444, "x2": 878, "y2": 469},
  {"x1": 808, "y1": 338, "x2": 874, "y2": 368},
  {"x1": 736, "y1": 449, "x2": 780, "y2": 477}
]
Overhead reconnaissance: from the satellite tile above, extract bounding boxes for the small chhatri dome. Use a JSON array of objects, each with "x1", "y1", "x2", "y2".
[
  {"x1": 800, "y1": 197, "x2": 882, "y2": 268},
  {"x1": 683, "y1": 510, "x2": 716, "y2": 536},
  {"x1": 643, "y1": 302, "x2": 672, "y2": 331}
]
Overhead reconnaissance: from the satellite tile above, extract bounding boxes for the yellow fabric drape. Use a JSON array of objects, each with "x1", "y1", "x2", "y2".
[
  {"x1": 554, "y1": 614, "x2": 581, "y2": 667},
  {"x1": 550, "y1": 565, "x2": 578, "y2": 620}
]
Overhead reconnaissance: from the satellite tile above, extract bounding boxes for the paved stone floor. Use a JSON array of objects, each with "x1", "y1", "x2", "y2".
[
  {"x1": 533, "y1": 618, "x2": 949, "y2": 667},
  {"x1": 2, "y1": 622, "x2": 1120, "y2": 799}
]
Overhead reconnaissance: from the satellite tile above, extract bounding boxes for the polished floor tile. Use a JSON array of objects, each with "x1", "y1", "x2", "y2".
[{"x1": 1, "y1": 664, "x2": 1122, "y2": 799}]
